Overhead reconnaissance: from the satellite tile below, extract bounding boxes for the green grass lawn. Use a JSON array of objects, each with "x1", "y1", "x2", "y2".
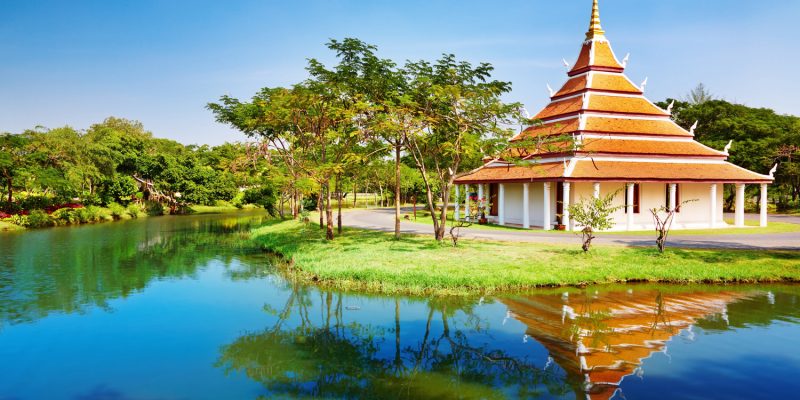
[
  {"x1": 0, "y1": 220, "x2": 23, "y2": 232},
  {"x1": 405, "y1": 209, "x2": 800, "y2": 236},
  {"x1": 252, "y1": 219, "x2": 800, "y2": 296}
]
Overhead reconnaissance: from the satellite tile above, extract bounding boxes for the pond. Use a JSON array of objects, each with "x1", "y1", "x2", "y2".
[{"x1": 1, "y1": 212, "x2": 798, "y2": 399}]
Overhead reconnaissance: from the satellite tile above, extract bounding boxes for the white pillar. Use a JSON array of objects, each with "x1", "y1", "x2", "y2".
[
  {"x1": 562, "y1": 182, "x2": 571, "y2": 231},
  {"x1": 522, "y1": 183, "x2": 530, "y2": 229},
  {"x1": 477, "y1": 184, "x2": 485, "y2": 218},
  {"x1": 498, "y1": 184, "x2": 506, "y2": 226},
  {"x1": 669, "y1": 183, "x2": 678, "y2": 226},
  {"x1": 543, "y1": 182, "x2": 552, "y2": 230},
  {"x1": 454, "y1": 185, "x2": 460, "y2": 221},
  {"x1": 464, "y1": 184, "x2": 470, "y2": 219},
  {"x1": 626, "y1": 183, "x2": 635, "y2": 231},
  {"x1": 735, "y1": 184, "x2": 745, "y2": 227},
  {"x1": 709, "y1": 183, "x2": 718, "y2": 228},
  {"x1": 592, "y1": 182, "x2": 601, "y2": 199},
  {"x1": 760, "y1": 183, "x2": 768, "y2": 227},
  {"x1": 668, "y1": 184, "x2": 677, "y2": 212}
]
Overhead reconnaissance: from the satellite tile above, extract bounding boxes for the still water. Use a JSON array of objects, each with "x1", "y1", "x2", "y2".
[{"x1": 0, "y1": 212, "x2": 798, "y2": 400}]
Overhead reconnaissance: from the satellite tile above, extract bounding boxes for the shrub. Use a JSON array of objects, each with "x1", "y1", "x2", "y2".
[
  {"x1": 51, "y1": 208, "x2": 78, "y2": 225},
  {"x1": 108, "y1": 202, "x2": 126, "y2": 220},
  {"x1": 74, "y1": 207, "x2": 92, "y2": 223},
  {"x1": 94, "y1": 207, "x2": 112, "y2": 221},
  {"x1": 19, "y1": 196, "x2": 57, "y2": 211},
  {"x1": 126, "y1": 203, "x2": 142, "y2": 219},
  {"x1": 10, "y1": 214, "x2": 29, "y2": 227},
  {"x1": 243, "y1": 186, "x2": 278, "y2": 216},
  {"x1": 146, "y1": 201, "x2": 164, "y2": 216},
  {"x1": 231, "y1": 192, "x2": 245, "y2": 209},
  {"x1": 27, "y1": 210, "x2": 53, "y2": 228}
]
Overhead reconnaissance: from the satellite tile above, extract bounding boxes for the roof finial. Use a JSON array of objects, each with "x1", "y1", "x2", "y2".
[{"x1": 586, "y1": 0, "x2": 606, "y2": 40}]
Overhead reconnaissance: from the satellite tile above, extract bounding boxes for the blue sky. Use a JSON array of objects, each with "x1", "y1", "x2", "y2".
[{"x1": 1, "y1": 0, "x2": 797, "y2": 145}]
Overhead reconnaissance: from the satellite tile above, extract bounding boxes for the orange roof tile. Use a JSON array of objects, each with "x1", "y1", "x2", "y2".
[
  {"x1": 579, "y1": 139, "x2": 725, "y2": 157},
  {"x1": 534, "y1": 96, "x2": 583, "y2": 120},
  {"x1": 588, "y1": 94, "x2": 668, "y2": 116},
  {"x1": 593, "y1": 41, "x2": 623, "y2": 69},
  {"x1": 454, "y1": 162, "x2": 566, "y2": 184},
  {"x1": 584, "y1": 117, "x2": 692, "y2": 137},
  {"x1": 511, "y1": 118, "x2": 580, "y2": 141},
  {"x1": 588, "y1": 73, "x2": 640, "y2": 93},
  {"x1": 570, "y1": 160, "x2": 773, "y2": 182},
  {"x1": 570, "y1": 42, "x2": 592, "y2": 73},
  {"x1": 554, "y1": 75, "x2": 587, "y2": 97}
]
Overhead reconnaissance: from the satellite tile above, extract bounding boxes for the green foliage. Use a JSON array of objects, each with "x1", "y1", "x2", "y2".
[
  {"x1": 126, "y1": 203, "x2": 142, "y2": 219},
  {"x1": 108, "y1": 202, "x2": 126, "y2": 220},
  {"x1": 243, "y1": 186, "x2": 278, "y2": 216},
  {"x1": 10, "y1": 214, "x2": 29, "y2": 227},
  {"x1": 99, "y1": 175, "x2": 138, "y2": 205},
  {"x1": 27, "y1": 210, "x2": 53, "y2": 228},
  {"x1": 146, "y1": 201, "x2": 165, "y2": 216},
  {"x1": 51, "y1": 208, "x2": 78, "y2": 225},
  {"x1": 567, "y1": 191, "x2": 623, "y2": 252},
  {"x1": 658, "y1": 96, "x2": 800, "y2": 210}
]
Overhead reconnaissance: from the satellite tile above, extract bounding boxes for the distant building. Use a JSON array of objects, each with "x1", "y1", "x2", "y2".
[{"x1": 454, "y1": 0, "x2": 774, "y2": 231}]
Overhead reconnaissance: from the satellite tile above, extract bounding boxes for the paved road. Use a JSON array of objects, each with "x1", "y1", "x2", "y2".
[{"x1": 345, "y1": 208, "x2": 800, "y2": 250}]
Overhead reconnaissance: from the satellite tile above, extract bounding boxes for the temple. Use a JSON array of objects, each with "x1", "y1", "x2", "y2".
[{"x1": 453, "y1": 0, "x2": 774, "y2": 231}]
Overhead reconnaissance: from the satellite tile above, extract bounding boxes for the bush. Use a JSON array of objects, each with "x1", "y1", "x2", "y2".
[
  {"x1": 19, "y1": 196, "x2": 58, "y2": 211},
  {"x1": 51, "y1": 208, "x2": 78, "y2": 225},
  {"x1": 0, "y1": 201, "x2": 22, "y2": 214},
  {"x1": 126, "y1": 203, "x2": 142, "y2": 218},
  {"x1": 10, "y1": 214, "x2": 29, "y2": 227},
  {"x1": 231, "y1": 192, "x2": 245, "y2": 209},
  {"x1": 243, "y1": 186, "x2": 278, "y2": 216},
  {"x1": 94, "y1": 207, "x2": 112, "y2": 221},
  {"x1": 146, "y1": 201, "x2": 164, "y2": 216},
  {"x1": 27, "y1": 210, "x2": 53, "y2": 228},
  {"x1": 74, "y1": 207, "x2": 92, "y2": 223},
  {"x1": 108, "y1": 202, "x2": 126, "y2": 220}
]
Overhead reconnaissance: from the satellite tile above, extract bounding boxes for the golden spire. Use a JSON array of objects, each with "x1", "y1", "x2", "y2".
[{"x1": 586, "y1": 0, "x2": 606, "y2": 40}]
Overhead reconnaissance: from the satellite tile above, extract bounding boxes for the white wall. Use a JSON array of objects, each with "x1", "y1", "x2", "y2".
[{"x1": 491, "y1": 181, "x2": 727, "y2": 231}]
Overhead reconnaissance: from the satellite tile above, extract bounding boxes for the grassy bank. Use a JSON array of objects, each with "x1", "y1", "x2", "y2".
[{"x1": 252, "y1": 219, "x2": 800, "y2": 296}]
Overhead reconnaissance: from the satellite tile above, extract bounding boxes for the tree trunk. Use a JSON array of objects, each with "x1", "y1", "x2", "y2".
[
  {"x1": 394, "y1": 145, "x2": 402, "y2": 239},
  {"x1": 378, "y1": 184, "x2": 384, "y2": 208},
  {"x1": 434, "y1": 184, "x2": 448, "y2": 241},
  {"x1": 279, "y1": 193, "x2": 285, "y2": 219},
  {"x1": 6, "y1": 177, "x2": 12, "y2": 203},
  {"x1": 325, "y1": 182, "x2": 334, "y2": 240},
  {"x1": 353, "y1": 183, "x2": 357, "y2": 208},
  {"x1": 318, "y1": 188, "x2": 324, "y2": 229},
  {"x1": 336, "y1": 174, "x2": 343, "y2": 235}
]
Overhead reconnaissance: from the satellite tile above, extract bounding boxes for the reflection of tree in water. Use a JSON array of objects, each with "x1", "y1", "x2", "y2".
[
  {"x1": 216, "y1": 286, "x2": 571, "y2": 399},
  {"x1": 0, "y1": 214, "x2": 271, "y2": 326}
]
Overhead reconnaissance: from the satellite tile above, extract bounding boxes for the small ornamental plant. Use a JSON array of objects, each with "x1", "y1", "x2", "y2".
[
  {"x1": 567, "y1": 191, "x2": 622, "y2": 252},
  {"x1": 650, "y1": 199, "x2": 697, "y2": 253}
]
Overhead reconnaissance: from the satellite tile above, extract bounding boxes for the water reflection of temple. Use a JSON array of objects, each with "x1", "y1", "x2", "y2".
[{"x1": 502, "y1": 288, "x2": 754, "y2": 400}]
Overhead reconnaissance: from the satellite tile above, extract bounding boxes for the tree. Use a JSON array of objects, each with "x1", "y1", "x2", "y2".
[
  {"x1": 650, "y1": 200, "x2": 697, "y2": 253},
  {"x1": 567, "y1": 192, "x2": 622, "y2": 252},
  {"x1": 403, "y1": 55, "x2": 520, "y2": 242},
  {"x1": 659, "y1": 98, "x2": 799, "y2": 210},
  {"x1": 685, "y1": 83, "x2": 714, "y2": 105}
]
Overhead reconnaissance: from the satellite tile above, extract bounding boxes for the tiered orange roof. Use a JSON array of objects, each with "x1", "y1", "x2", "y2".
[
  {"x1": 502, "y1": 288, "x2": 755, "y2": 400},
  {"x1": 455, "y1": 0, "x2": 773, "y2": 185}
]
